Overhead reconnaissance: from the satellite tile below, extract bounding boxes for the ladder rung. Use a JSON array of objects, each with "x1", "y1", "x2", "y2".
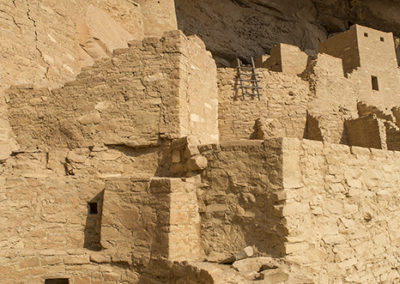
[
  {"x1": 240, "y1": 73, "x2": 260, "y2": 77},
  {"x1": 242, "y1": 86, "x2": 262, "y2": 89},
  {"x1": 240, "y1": 79, "x2": 260, "y2": 82}
]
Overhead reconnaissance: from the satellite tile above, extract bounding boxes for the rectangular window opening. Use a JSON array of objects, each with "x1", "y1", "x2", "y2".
[
  {"x1": 364, "y1": 32, "x2": 369, "y2": 37},
  {"x1": 88, "y1": 202, "x2": 98, "y2": 215},
  {"x1": 380, "y1": 37, "x2": 385, "y2": 42},
  {"x1": 45, "y1": 279, "x2": 69, "y2": 284},
  {"x1": 371, "y1": 76, "x2": 379, "y2": 91}
]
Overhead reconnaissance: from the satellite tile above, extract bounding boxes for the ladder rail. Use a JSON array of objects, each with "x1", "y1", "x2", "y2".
[
  {"x1": 236, "y1": 57, "x2": 262, "y2": 101},
  {"x1": 237, "y1": 58, "x2": 247, "y2": 100},
  {"x1": 251, "y1": 57, "x2": 261, "y2": 101}
]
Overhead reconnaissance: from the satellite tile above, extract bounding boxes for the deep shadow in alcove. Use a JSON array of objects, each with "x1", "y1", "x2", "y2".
[{"x1": 84, "y1": 190, "x2": 104, "y2": 251}]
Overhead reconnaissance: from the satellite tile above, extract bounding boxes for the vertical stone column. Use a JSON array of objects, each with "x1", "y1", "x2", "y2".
[
  {"x1": 168, "y1": 177, "x2": 203, "y2": 260},
  {"x1": 101, "y1": 177, "x2": 202, "y2": 264}
]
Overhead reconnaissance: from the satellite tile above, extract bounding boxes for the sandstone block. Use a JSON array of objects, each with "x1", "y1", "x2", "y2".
[
  {"x1": 232, "y1": 257, "x2": 278, "y2": 273},
  {"x1": 184, "y1": 145, "x2": 200, "y2": 158},
  {"x1": 90, "y1": 253, "x2": 111, "y2": 263},
  {"x1": 104, "y1": 272, "x2": 122, "y2": 281},
  {"x1": 63, "y1": 255, "x2": 90, "y2": 265},
  {"x1": 66, "y1": 151, "x2": 88, "y2": 164},
  {"x1": 41, "y1": 256, "x2": 63, "y2": 266},
  {"x1": 18, "y1": 257, "x2": 40, "y2": 269},
  {"x1": 285, "y1": 242, "x2": 309, "y2": 254},
  {"x1": 220, "y1": 246, "x2": 254, "y2": 264},
  {"x1": 259, "y1": 269, "x2": 289, "y2": 283},
  {"x1": 187, "y1": 155, "x2": 208, "y2": 171},
  {"x1": 75, "y1": 278, "x2": 91, "y2": 284},
  {"x1": 282, "y1": 202, "x2": 309, "y2": 216}
]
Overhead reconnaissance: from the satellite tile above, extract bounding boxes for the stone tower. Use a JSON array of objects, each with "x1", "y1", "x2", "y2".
[{"x1": 319, "y1": 25, "x2": 400, "y2": 103}]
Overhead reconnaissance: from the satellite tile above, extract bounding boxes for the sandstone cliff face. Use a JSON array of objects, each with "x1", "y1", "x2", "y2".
[
  {"x1": 4, "y1": 0, "x2": 399, "y2": 85},
  {"x1": 175, "y1": 0, "x2": 326, "y2": 66},
  {"x1": 0, "y1": 0, "x2": 147, "y2": 159},
  {"x1": 0, "y1": 0, "x2": 143, "y2": 90},
  {"x1": 175, "y1": 0, "x2": 400, "y2": 65}
]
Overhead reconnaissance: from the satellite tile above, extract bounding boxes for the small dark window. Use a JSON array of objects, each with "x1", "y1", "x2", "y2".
[
  {"x1": 380, "y1": 37, "x2": 385, "y2": 42},
  {"x1": 45, "y1": 279, "x2": 69, "y2": 284},
  {"x1": 88, "y1": 202, "x2": 98, "y2": 215},
  {"x1": 364, "y1": 32, "x2": 369, "y2": 37},
  {"x1": 371, "y1": 76, "x2": 379, "y2": 91}
]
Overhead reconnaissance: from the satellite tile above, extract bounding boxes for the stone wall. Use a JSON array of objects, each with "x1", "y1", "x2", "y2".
[
  {"x1": 218, "y1": 68, "x2": 310, "y2": 142},
  {"x1": 0, "y1": 145, "x2": 165, "y2": 180},
  {"x1": 345, "y1": 114, "x2": 387, "y2": 149},
  {"x1": 7, "y1": 30, "x2": 218, "y2": 152},
  {"x1": 179, "y1": 36, "x2": 219, "y2": 144},
  {"x1": 0, "y1": 176, "x2": 104, "y2": 251},
  {"x1": 217, "y1": 60, "x2": 357, "y2": 144},
  {"x1": 0, "y1": 0, "x2": 173, "y2": 164},
  {"x1": 264, "y1": 44, "x2": 308, "y2": 75},
  {"x1": 0, "y1": 142, "x2": 203, "y2": 283},
  {"x1": 199, "y1": 140, "x2": 286, "y2": 260},
  {"x1": 218, "y1": 42, "x2": 400, "y2": 145},
  {"x1": 319, "y1": 26, "x2": 360, "y2": 74},
  {"x1": 280, "y1": 138, "x2": 400, "y2": 283},
  {"x1": 319, "y1": 25, "x2": 400, "y2": 110},
  {"x1": 192, "y1": 138, "x2": 400, "y2": 282},
  {"x1": 0, "y1": 249, "x2": 137, "y2": 283},
  {"x1": 7, "y1": 33, "x2": 181, "y2": 150},
  {"x1": 101, "y1": 177, "x2": 202, "y2": 266}
]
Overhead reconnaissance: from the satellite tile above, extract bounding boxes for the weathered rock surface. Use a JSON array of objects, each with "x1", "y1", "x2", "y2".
[
  {"x1": 0, "y1": 0, "x2": 144, "y2": 91},
  {"x1": 175, "y1": 0, "x2": 400, "y2": 65},
  {"x1": 3, "y1": 1, "x2": 400, "y2": 283},
  {"x1": 175, "y1": 0, "x2": 325, "y2": 66}
]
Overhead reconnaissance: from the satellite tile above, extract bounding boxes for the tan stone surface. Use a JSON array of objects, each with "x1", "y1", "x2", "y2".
[
  {"x1": 135, "y1": 0, "x2": 177, "y2": 37},
  {"x1": 7, "y1": 30, "x2": 217, "y2": 152},
  {"x1": 264, "y1": 43, "x2": 309, "y2": 75},
  {"x1": 3, "y1": 3, "x2": 400, "y2": 282},
  {"x1": 100, "y1": 177, "x2": 202, "y2": 265},
  {"x1": 218, "y1": 25, "x2": 400, "y2": 145},
  {"x1": 345, "y1": 114, "x2": 387, "y2": 149},
  {"x1": 218, "y1": 68, "x2": 310, "y2": 142},
  {"x1": 175, "y1": 0, "x2": 400, "y2": 66},
  {"x1": 0, "y1": 0, "x2": 144, "y2": 91},
  {"x1": 0, "y1": 249, "x2": 138, "y2": 283},
  {"x1": 281, "y1": 138, "x2": 400, "y2": 283},
  {"x1": 199, "y1": 140, "x2": 286, "y2": 260},
  {"x1": 0, "y1": 176, "x2": 104, "y2": 250}
]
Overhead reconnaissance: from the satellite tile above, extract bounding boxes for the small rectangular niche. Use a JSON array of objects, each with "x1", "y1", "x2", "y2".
[
  {"x1": 88, "y1": 202, "x2": 98, "y2": 215},
  {"x1": 45, "y1": 279, "x2": 69, "y2": 284},
  {"x1": 364, "y1": 32, "x2": 369, "y2": 37},
  {"x1": 371, "y1": 76, "x2": 379, "y2": 91},
  {"x1": 380, "y1": 37, "x2": 385, "y2": 42}
]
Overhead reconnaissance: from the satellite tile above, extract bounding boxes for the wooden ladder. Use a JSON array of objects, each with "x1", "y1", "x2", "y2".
[{"x1": 237, "y1": 57, "x2": 261, "y2": 100}]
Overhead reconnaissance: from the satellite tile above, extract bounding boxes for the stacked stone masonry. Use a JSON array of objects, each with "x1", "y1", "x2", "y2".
[{"x1": 2, "y1": 1, "x2": 400, "y2": 283}]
